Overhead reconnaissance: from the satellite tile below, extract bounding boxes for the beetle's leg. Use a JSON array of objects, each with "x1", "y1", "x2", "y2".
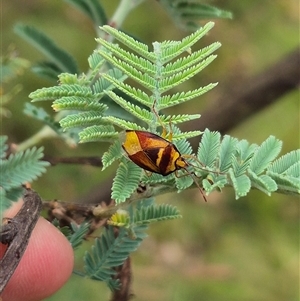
[{"x1": 174, "y1": 168, "x2": 207, "y2": 202}]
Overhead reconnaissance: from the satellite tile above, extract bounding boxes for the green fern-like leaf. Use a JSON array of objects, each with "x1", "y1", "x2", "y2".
[
  {"x1": 30, "y1": 84, "x2": 95, "y2": 101},
  {"x1": 247, "y1": 170, "x2": 277, "y2": 195},
  {"x1": 112, "y1": 159, "x2": 142, "y2": 203},
  {"x1": 95, "y1": 23, "x2": 219, "y2": 134},
  {"x1": 58, "y1": 72, "x2": 84, "y2": 85},
  {"x1": 98, "y1": 52, "x2": 156, "y2": 90},
  {"x1": 173, "y1": 128, "x2": 194, "y2": 155},
  {"x1": 268, "y1": 150, "x2": 300, "y2": 174},
  {"x1": 96, "y1": 39, "x2": 156, "y2": 75},
  {"x1": 159, "y1": 55, "x2": 217, "y2": 92},
  {"x1": 171, "y1": 130, "x2": 202, "y2": 141},
  {"x1": 106, "y1": 279, "x2": 121, "y2": 292},
  {"x1": 84, "y1": 225, "x2": 148, "y2": 283},
  {"x1": 79, "y1": 125, "x2": 118, "y2": 143},
  {"x1": 218, "y1": 135, "x2": 238, "y2": 172},
  {"x1": 286, "y1": 162, "x2": 300, "y2": 178},
  {"x1": 88, "y1": 51, "x2": 105, "y2": 71},
  {"x1": 101, "y1": 74, "x2": 152, "y2": 107},
  {"x1": 229, "y1": 169, "x2": 251, "y2": 199},
  {"x1": 231, "y1": 140, "x2": 256, "y2": 177},
  {"x1": 160, "y1": 114, "x2": 201, "y2": 125},
  {"x1": 159, "y1": 83, "x2": 217, "y2": 109},
  {"x1": 133, "y1": 204, "x2": 182, "y2": 224},
  {"x1": 68, "y1": 222, "x2": 90, "y2": 250},
  {"x1": 265, "y1": 150, "x2": 300, "y2": 194},
  {"x1": 141, "y1": 170, "x2": 175, "y2": 186},
  {"x1": 163, "y1": 43, "x2": 220, "y2": 76},
  {"x1": 0, "y1": 147, "x2": 49, "y2": 191},
  {"x1": 159, "y1": 22, "x2": 214, "y2": 60},
  {"x1": 93, "y1": 68, "x2": 126, "y2": 94},
  {"x1": 236, "y1": 140, "x2": 258, "y2": 161},
  {"x1": 84, "y1": 227, "x2": 119, "y2": 281},
  {"x1": 98, "y1": 26, "x2": 155, "y2": 61},
  {"x1": 101, "y1": 116, "x2": 146, "y2": 131},
  {"x1": 0, "y1": 141, "x2": 49, "y2": 213},
  {"x1": 197, "y1": 129, "x2": 220, "y2": 167},
  {"x1": 267, "y1": 171, "x2": 300, "y2": 194},
  {"x1": 52, "y1": 97, "x2": 107, "y2": 112},
  {"x1": 60, "y1": 111, "x2": 106, "y2": 129},
  {"x1": 102, "y1": 139, "x2": 123, "y2": 170},
  {"x1": 250, "y1": 136, "x2": 282, "y2": 175},
  {"x1": 105, "y1": 90, "x2": 153, "y2": 123}
]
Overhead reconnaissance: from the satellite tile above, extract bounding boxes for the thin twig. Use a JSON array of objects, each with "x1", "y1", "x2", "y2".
[{"x1": 43, "y1": 156, "x2": 103, "y2": 167}]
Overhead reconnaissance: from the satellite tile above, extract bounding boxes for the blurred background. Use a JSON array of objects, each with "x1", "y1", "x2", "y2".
[{"x1": 1, "y1": 1, "x2": 299, "y2": 300}]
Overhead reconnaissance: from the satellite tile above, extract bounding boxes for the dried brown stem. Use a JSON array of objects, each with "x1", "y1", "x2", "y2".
[{"x1": 0, "y1": 189, "x2": 42, "y2": 293}]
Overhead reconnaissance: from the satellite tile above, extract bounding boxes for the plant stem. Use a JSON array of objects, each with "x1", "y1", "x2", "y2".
[{"x1": 108, "y1": 0, "x2": 145, "y2": 35}]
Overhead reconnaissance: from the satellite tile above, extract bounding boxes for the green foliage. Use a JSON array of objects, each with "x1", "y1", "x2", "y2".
[
  {"x1": 267, "y1": 150, "x2": 300, "y2": 193},
  {"x1": 29, "y1": 22, "x2": 222, "y2": 200},
  {"x1": 28, "y1": 22, "x2": 299, "y2": 205},
  {"x1": 68, "y1": 222, "x2": 91, "y2": 250},
  {"x1": 84, "y1": 225, "x2": 148, "y2": 290},
  {"x1": 0, "y1": 146, "x2": 49, "y2": 190},
  {"x1": 159, "y1": 0, "x2": 232, "y2": 31},
  {"x1": 139, "y1": 129, "x2": 299, "y2": 199},
  {"x1": 28, "y1": 23, "x2": 219, "y2": 140},
  {"x1": 24, "y1": 103, "x2": 61, "y2": 134},
  {"x1": 111, "y1": 159, "x2": 143, "y2": 204},
  {"x1": 84, "y1": 202, "x2": 180, "y2": 288},
  {"x1": 197, "y1": 130, "x2": 221, "y2": 167},
  {"x1": 109, "y1": 204, "x2": 182, "y2": 227},
  {"x1": 0, "y1": 136, "x2": 49, "y2": 213},
  {"x1": 53, "y1": 219, "x2": 91, "y2": 250},
  {"x1": 64, "y1": 0, "x2": 107, "y2": 27},
  {"x1": 195, "y1": 130, "x2": 298, "y2": 199},
  {"x1": 14, "y1": 24, "x2": 78, "y2": 80},
  {"x1": 101, "y1": 139, "x2": 123, "y2": 170},
  {"x1": 133, "y1": 204, "x2": 182, "y2": 224}
]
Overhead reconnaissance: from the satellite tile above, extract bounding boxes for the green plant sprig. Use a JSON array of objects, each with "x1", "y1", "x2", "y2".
[
  {"x1": 0, "y1": 136, "x2": 50, "y2": 213},
  {"x1": 28, "y1": 23, "x2": 300, "y2": 205}
]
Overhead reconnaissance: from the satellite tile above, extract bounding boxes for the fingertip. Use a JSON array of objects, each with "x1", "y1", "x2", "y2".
[{"x1": 1, "y1": 201, "x2": 74, "y2": 301}]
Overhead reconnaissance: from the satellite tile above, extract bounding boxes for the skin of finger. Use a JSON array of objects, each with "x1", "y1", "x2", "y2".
[{"x1": 0, "y1": 200, "x2": 74, "y2": 301}]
